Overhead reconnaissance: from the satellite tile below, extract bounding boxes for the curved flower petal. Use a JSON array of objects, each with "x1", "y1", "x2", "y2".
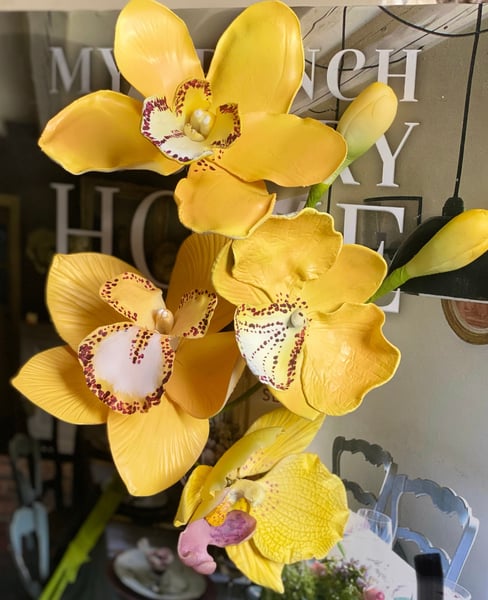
[
  {"x1": 79, "y1": 323, "x2": 174, "y2": 414},
  {"x1": 175, "y1": 465, "x2": 213, "y2": 527},
  {"x1": 227, "y1": 540, "x2": 284, "y2": 593},
  {"x1": 166, "y1": 233, "x2": 235, "y2": 333},
  {"x1": 100, "y1": 272, "x2": 165, "y2": 330},
  {"x1": 114, "y1": 0, "x2": 203, "y2": 100},
  {"x1": 47, "y1": 253, "x2": 137, "y2": 351},
  {"x1": 108, "y1": 398, "x2": 209, "y2": 496},
  {"x1": 269, "y1": 376, "x2": 321, "y2": 421},
  {"x1": 11, "y1": 346, "x2": 109, "y2": 424},
  {"x1": 240, "y1": 408, "x2": 325, "y2": 478},
  {"x1": 250, "y1": 454, "x2": 348, "y2": 564},
  {"x1": 172, "y1": 290, "x2": 217, "y2": 338},
  {"x1": 208, "y1": 1, "x2": 303, "y2": 114},
  {"x1": 39, "y1": 91, "x2": 181, "y2": 176},
  {"x1": 215, "y1": 113, "x2": 347, "y2": 186},
  {"x1": 302, "y1": 303, "x2": 401, "y2": 415},
  {"x1": 165, "y1": 333, "x2": 244, "y2": 419},
  {"x1": 303, "y1": 244, "x2": 387, "y2": 313},
  {"x1": 221, "y1": 210, "x2": 342, "y2": 301},
  {"x1": 175, "y1": 163, "x2": 275, "y2": 238}
]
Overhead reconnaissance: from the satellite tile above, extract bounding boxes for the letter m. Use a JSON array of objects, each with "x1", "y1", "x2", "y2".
[{"x1": 50, "y1": 47, "x2": 92, "y2": 94}]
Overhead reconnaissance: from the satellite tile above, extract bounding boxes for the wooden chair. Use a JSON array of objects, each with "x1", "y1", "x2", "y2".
[
  {"x1": 390, "y1": 475, "x2": 479, "y2": 582},
  {"x1": 332, "y1": 436, "x2": 398, "y2": 512},
  {"x1": 9, "y1": 501, "x2": 50, "y2": 598}
]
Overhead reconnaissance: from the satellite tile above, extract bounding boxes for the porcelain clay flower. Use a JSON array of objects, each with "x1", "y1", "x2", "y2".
[
  {"x1": 175, "y1": 407, "x2": 348, "y2": 592},
  {"x1": 38, "y1": 0, "x2": 346, "y2": 238},
  {"x1": 12, "y1": 234, "x2": 243, "y2": 496},
  {"x1": 212, "y1": 208, "x2": 401, "y2": 419}
]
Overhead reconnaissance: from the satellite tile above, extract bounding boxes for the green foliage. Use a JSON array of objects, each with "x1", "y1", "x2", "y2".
[{"x1": 260, "y1": 557, "x2": 369, "y2": 600}]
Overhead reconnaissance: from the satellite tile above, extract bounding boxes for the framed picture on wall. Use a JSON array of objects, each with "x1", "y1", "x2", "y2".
[
  {"x1": 441, "y1": 299, "x2": 488, "y2": 345},
  {"x1": 62, "y1": 176, "x2": 191, "y2": 288}
]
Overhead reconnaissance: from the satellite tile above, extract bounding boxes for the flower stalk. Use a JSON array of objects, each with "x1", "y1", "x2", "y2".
[{"x1": 40, "y1": 474, "x2": 126, "y2": 600}]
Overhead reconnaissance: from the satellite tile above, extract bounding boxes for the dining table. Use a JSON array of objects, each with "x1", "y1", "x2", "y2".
[{"x1": 60, "y1": 509, "x2": 468, "y2": 600}]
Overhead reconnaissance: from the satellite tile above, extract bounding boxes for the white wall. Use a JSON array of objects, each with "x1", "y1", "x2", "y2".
[
  {"x1": 311, "y1": 294, "x2": 488, "y2": 597},
  {"x1": 310, "y1": 17, "x2": 488, "y2": 599}
]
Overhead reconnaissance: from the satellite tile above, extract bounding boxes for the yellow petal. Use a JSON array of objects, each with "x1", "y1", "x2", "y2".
[
  {"x1": 174, "y1": 465, "x2": 213, "y2": 527},
  {"x1": 216, "y1": 113, "x2": 347, "y2": 186},
  {"x1": 101, "y1": 271, "x2": 165, "y2": 330},
  {"x1": 302, "y1": 304, "x2": 401, "y2": 415},
  {"x1": 212, "y1": 243, "x2": 271, "y2": 307},
  {"x1": 175, "y1": 162, "x2": 275, "y2": 238},
  {"x1": 192, "y1": 428, "x2": 284, "y2": 521},
  {"x1": 47, "y1": 253, "x2": 137, "y2": 351},
  {"x1": 108, "y1": 398, "x2": 208, "y2": 496},
  {"x1": 165, "y1": 333, "x2": 243, "y2": 419},
  {"x1": 114, "y1": 0, "x2": 203, "y2": 99},
  {"x1": 240, "y1": 408, "x2": 325, "y2": 478},
  {"x1": 166, "y1": 232, "x2": 235, "y2": 333},
  {"x1": 227, "y1": 540, "x2": 284, "y2": 593},
  {"x1": 79, "y1": 323, "x2": 174, "y2": 414},
  {"x1": 270, "y1": 376, "x2": 322, "y2": 421},
  {"x1": 39, "y1": 91, "x2": 181, "y2": 176},
  {"x1": 208, "y1": 1, "x2": 303, "y2": 114},
  {"x1": 251, "y1": 454, "x2": 348, "y2": 564},
  {"x1": 227, "y1": 210, "x2": 342, "y2": 300},
  {"x1": 304, "y1": 244, "x2": 388, "y2": 313},
  {"x1": 11, "y1": 346, "x2": 109, "y2": 424}
]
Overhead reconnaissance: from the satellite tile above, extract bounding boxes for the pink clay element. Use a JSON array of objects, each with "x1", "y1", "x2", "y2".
[{"x1": 178, "y1": 510, "x2": 256, "y2": 574}]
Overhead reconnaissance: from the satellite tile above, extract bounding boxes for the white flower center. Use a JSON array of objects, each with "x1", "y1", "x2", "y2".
[{"x1": 183, "y1": 108, "x2": 216, "y2": 141}]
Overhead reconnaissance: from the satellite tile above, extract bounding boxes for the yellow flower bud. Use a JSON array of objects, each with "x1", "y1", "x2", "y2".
[
  {"x1": 406, "y1": 209, "x2": 488, "y2": 277},
  {"x1": 337, "y1": 82, "x2": 398, "y2": 164},
  {"x1": 369, "y1": 209, "x2": 488, "y2": 302}
]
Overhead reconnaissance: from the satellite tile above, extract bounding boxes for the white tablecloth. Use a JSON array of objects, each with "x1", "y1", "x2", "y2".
[{"x1": 329, "y1": 512, "x2": 468, "y2": 600}]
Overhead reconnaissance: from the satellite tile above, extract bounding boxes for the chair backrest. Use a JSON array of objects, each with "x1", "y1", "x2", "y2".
[
  {"x1": 390, "y1": 475, "x2": 479, "y2": 582},
  {"x1": 9, "y1": 501, "x2": 50, "y2": 598},
  {"x1": 332, "y1": 436, "x2": 398, "y2": 512},
  {"x1": 8, "y1": 433, "x2": 43, "y2": 506}
]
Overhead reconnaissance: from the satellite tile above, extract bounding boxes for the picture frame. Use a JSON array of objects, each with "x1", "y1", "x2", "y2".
[
  {"x1": 357, "y1": 196, "x2": 423, "y2": 264},
  {"x1": 76, "y1": 176, "x2": 190, "y2": 288},
  {"x1": 441, "y1": 299, "x2": 488, "y2": 345}
]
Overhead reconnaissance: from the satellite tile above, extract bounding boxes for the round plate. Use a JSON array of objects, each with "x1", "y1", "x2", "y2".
[{"x1": 113, "y1": 548, "x2": 207, "y2": 600}]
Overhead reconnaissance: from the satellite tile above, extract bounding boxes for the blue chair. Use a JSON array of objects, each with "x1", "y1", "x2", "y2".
[
  {"x1": 332, "y1": 436, "x2": 397, "y2": 512},
  {"x1": 389, "y1": 475, "x2": 479, "y2": 582},
  {"x1": 9, "y1": 501, "x2": 50, "y2": 598}
]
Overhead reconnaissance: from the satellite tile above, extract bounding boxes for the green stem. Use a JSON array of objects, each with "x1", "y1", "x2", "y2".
[
  {"x1": 305, "y1": 183, "x2": 330, "y2": 209},
  {"x1": 337, "y1": 541, "x2": 346, "y2": 558},
  {"x1": 368, "y1": 265, "x2": 410, "y2": 303},
  {"x1": 40, "y1": 473, "x2": 126, "y2": 600}
]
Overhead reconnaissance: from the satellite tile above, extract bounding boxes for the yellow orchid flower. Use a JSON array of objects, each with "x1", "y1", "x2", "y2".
[
  {"x1": 12, "y1": 234, "x2": 244, "y2": 496},
  {"x1": 38, "y1": 0, "x2": 347, "y2": 238},
  {"x1": 174, "y1": 408, "x2": 348, "y2": 593},
  {"x1": 212, "y1": 208, "x2": 401, "y2": 419}
]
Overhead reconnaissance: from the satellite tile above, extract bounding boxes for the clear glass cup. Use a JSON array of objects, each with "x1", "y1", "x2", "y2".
[
  {"x1": 356, "y1": 508, "x2": 393, "y2": 547},
  {"x1": 444, "y1": 580, "x2": 471, "y2": 600}
]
